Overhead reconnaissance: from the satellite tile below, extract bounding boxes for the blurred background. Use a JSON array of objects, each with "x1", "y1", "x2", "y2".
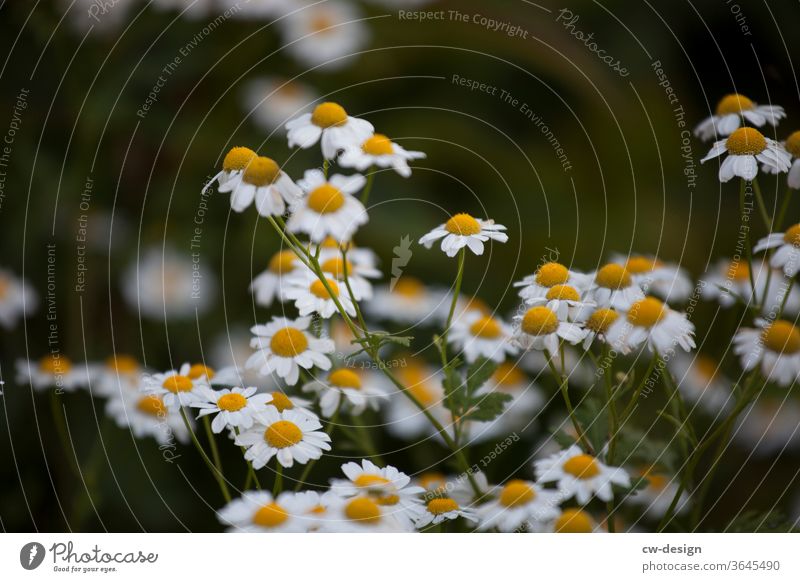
[{"x1": 1, "y1": 0, "x2": 799, "y2": 532}]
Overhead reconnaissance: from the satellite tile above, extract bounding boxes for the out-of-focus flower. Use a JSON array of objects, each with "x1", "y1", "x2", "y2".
[
  {"x1": 605, "y1": 297, "x2": 695, "y2": 355},
  {"x1": 105, "y1": 390, "x2": 190, "y2": 445},
  {"x1": 302, "y1": 367, "x2": 388, "y2": 417},
  {"x1": 217, "y1": 490, "x2": 318, "y2": 533},
  {"x1": 534, "y1": 445, "x2": 630, "y2": 504},
  {"x1": 250, "y1": 249, "x2": 302, "y2": 307},
  {"x1": 16, "y1": 355, "x2": 90, "y2": 392},
  {"x1": 141, "y1": 362, "x2": 211, "y2": 409},
  {"x1": 754, "y1": 223, "x2": 800, "y2": 278},
  {"x1": 609, "y1": 254, "x2": 694, "y2": 305},
  {"x1": 699, "y1": 258, "x2": 800, "y2": 315},
  {"x1": 476, "y1": 479, "x2": 561, "y2": 532},
  {"x1": 282, "y1": 270, "x2": 356, "y2": 318},
  {"x1": 669, "y1": 353, "x2": 733, "y2": 416},
  {"x1": 0, "y1": 268, "x2": 36, "y2": 329},
  {"x1": 242, "y1": 77, "x2": 318, "y2": 133},
  {"x1": 448, "y1": 310, "x2": 517, "y2": 363}
]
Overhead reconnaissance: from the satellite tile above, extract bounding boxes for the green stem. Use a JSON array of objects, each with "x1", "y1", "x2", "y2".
[
  {"x1": 294, "y1": 402, "x2": 342, "y2": 492},
  {"x1": 180, "y1": 408, "x2": 231, "y2": 502},
  {"x1": 360, "y1": 169, "x2": 375, "y2": 205},
  {"x1": 751, "y1": 177, "x2": 772, "y2": 232},
  {"x1": 273, "y1": 463, "x2": 283, "y2": 495},
  {"x1": 545, "y1": 351, "x2": 592, "y2": 453},
  {"x1": 202, "y1": 416, "x2": 225, "y2": 478},
  {"x1": 775, "y1": 186, "x2": 794, "y2": 230},
  {"x1": 739, "y1": 180, "x2": 759, "y2": 306}
]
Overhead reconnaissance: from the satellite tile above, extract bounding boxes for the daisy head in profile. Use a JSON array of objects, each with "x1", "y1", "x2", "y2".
[
  {"x1": 512, "y1": 305, "x2": 588, "y2": 353},
  {"x1": 777, "y1": 130, "x2": 800, "y2": 189},
  {"x1": 610, "y1": 253, "x2": 694, "y2": 305},
  {"x1": 416, "y1": 496, "x2": 477, "y2": 529},
  {"x1": 701, "y1": 126, "x2": 791, "y2": 182},
  {"x1": 217, "y1": 490, "x2": 315, "y2": 533},
  {"x1": 549, "y1": 507, "x2": 597, "y2": 533},
  {"x1": 203, "y1": 146, "x2": 256, "y2": 193},
  {"x1": 285, "y1": 101, "x2": 373, "y2": 159},
  {"x1": 92, "y1": 354, "x2": 144, "y2": 396},
  {"x1": 447, "y1": 310, "x2": 518, "y2": 363},
  {"x1": 733, "y1": 317, "x2": 800, "y2": 386},
  {"x1": 605, "y1": 296, "x2": 696, "y2": 355},
  {"x1": 16, "y1": 354, "x2": 90, "y2": 392},
  {"x1": 587, "y1": 263, "x2": 645, "y2": 310},
  {"x1": 141, "y1": 362, "x2": 210, "y2": 409},
  {"x1": 218, "y1": 155, "x2": 302, "y2": 216},
  {"x1": 527, "y1": 283, "x2": 594, "y2": 321},
  {"x1": 190, "y1": 386, "x2": 271, "y2": 433},
  {"x1": 235, "y1": 407, "x2": 331, "y2": 469},
  {"x1": 105, "y1": 390, "x2": 190, "y2": 446},
  {"x1": 534, "y1": 445, "x2": 630, "y2": 504},
  {"x1": 249, "y1": 249, "x2": 301, "y2": 308},
  {"x1": 694, "y1": 93, "x2": 785, "y2": 141},
  {"x1": 580, "y1": 307, "x2": 620, "y2": 349},
  {"x1": 318, "y1": 495, "x2": 409, "y2": 532},
  {"x1": 754, "y1": 223, "x2": 800, "y2": 278},
  {"x1": 515, "y1": 261, "x2": 592, "y2": 302},
  {"x1": 338, "y1": 133, "x2": 426, "y2": 177},
  {"x1": 282, "y1": 270, "x2": 356, "y2": 319},
  {"x1": 287, "y1": 170, "x2": 368, "y2": 243},
  {"x1": 419, "y1": 212, "x2": 508, "y2": 257},
  {"x1": 0, "y1": 268, "x2": 36, "y2": 330},
  {"x1": 247, "y1": 316, "x2": 335, "y2": 385},
  {"x1": 316, "y1": 252, "x2": 381, "y2": 301},
  {"x1": 302, "y1": 367, "x2": 388, "y2": 418},
  {"x1": 476, "y1": 479, "x2": 561, "y2": 532}
]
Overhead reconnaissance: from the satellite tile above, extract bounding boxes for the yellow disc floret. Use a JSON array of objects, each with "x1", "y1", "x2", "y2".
[
  {"x1": 264, "y1": 420, "x2": 303, "y2": 448},
  {"x1": 725, "y1": 127, "x2": 767, "y2": 155},
  {"x1": 269, "y1": 250, "x2": 297, "y2": 274},
  {"x1": 427, "y1": 498, "x2": 459, "y2": 515},
  {"x1": 491, "y1": 362, "x2": 526, "y2": 387},
  {"x1": 252, "y1": 503, "x2": 289, "y2": 528},
  {"x1": 344, "y1": 497, "x2": 382, "y2": 523},
  {"x1": 627, "y1": 297, "x2": 666, "y2": 328},
  {"x1": 783, "y1": 224, "x2": 800, "y2": 247},
  {"x1": 546, "y1": 284, "x2": 580, "y2": 302},
  {"x1": 469, "y1": 316, "x2": 502, "y2": 339},
  {"x1": 137, "y1": 395, "x2": 167, "y2": 417},
  {"x1": 307, "y1": 184, "x2": 345, "y2": 214},
  {"x1": 242, "y1": 156, "x2": 280, "y2": 187},
  {"x1": 320, "y1": 257, "x2": 354, "y2": 279},
  {"x1": 362, "y1": 134, "x2": 394, "y2": 156},
  {"x1": 444, "y1": 213, "x2": 481, "y2": 236},
  {"x1": 562, "y1": 454, "x2": 601, "y2": 479},
  {"x1": 716, "y1": 93, "x2": 754, "y2": 116},
  {"x1": 270, "y1": 327, "x2": 308, "y2": 357},
  {"x1": 535, "y1": 262, "x2": 569, "y2": 287},
  {"x1": 106, "y1": 355, "x2": 138, "y2": 373},
  {"x1": 311, "y1": 102, "x2": 348, "y2": 128},
  {"x1": 761, "y1": 320, "x2": 800, "y2": 354},
  {"x1": 310, "y1": 277, "x2": 340, "y2": 299},
  {"x1": 595, "y1": 263, "x2": 632, "y2": 289},
  {"x1": 188, "y1": 364, "x2": 215, "y2": 380},
  {"x1": 585, "y1": 308, "x2": 619, "y2": 333},
  {"x1": 554, "y1": 508, "x2": 594, "y2": 533},
  {"x1": 625, "y1": 256, "x2": 659, "y2": 274},
  {"x1": 728, "y1": 260, "x2": 750, "y2": 281},
  {"x1": 269, "y1": 391, "x2": 294, "y2": 412},
  {"x1": 499, "y1": 480, "x2": 535, "y2": 507},
  {"x1": 393, "y1": 277, "x2": 425, "y2": 297},
  {"x1": 217, "y1": 393, "x2": 247, "y2": 412},
  {"x1": 521, "y1": 306, "x2": 559, "y2": 336},
  {"x1": 329, "y1": 368, "x2": 362, "y2": 389},
  {"x1": 162, "y1": 375, "x2": 193, "y2": 393},
  {"x1": 40, "y1": 355, "x2": 72, "y2": 374},
  {"x1": 222, "y1": 146, "x2": 257, "y2": 172},
  {"x1": 785, "y1": 130, "x2": 800, "y2": 158}
]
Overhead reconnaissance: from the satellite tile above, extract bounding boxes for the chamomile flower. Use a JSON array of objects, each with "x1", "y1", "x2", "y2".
[
  {"x1": 217, "y1": 490, "x2": 315, "y2": 533},
  {"x1": 385, "y1": 360, "x2": 449, "y2": 439},
  {"x1": 586, "y1": 263, "x2": 645, "y2": 310},
  {"x1": 694, "y1": 94, "x2": 786, "y2": 141},
  {"x1": 512, "y1": 305, "x2": 588, "y2": 353},
  {"x1": 548, "y1": 508, "x2": 598, "y2": 533},
  {"x1": 235, "y1": 407, "x2": 331, "y2": 469},
  {"x1": 482, "y1": 362, "x2": 544, "y2": 424},
  {"x1": 734, "y1": 398, "x2": 800, "y2": 456},
  {"x1": 515, "y1": 262, "x2": 592, "y2": 302},
  {"x1": 627, "y1": 469, "x2": 690, "y2": 519},
  {"x1": 302, "y1": 367, "x2": 388, "y2": 417},
  {"x1": 264, "y1": 391, "x2": 314, "y2": 415},
  {"x1": 448, "y1": 310, "x2": 518, "y2": 363},
  {"x1": 282, "y1": 271, "x2": 356, "y2": 319},
  {"x1": 319, "y1": 495, "x2": 409, "y2": 532},
  {"x1": 419, "y1": 213, "x2": 508, "y2": 257},
  {"x1": 363, "y1": 276, "x2": 448, "y2": 325},
  {"x1": 0, "y1": 268, "x2": 36, "y2": 329},
  {"x1": 249, "y1": 249, "x2": 301, "y2": 307},
  {"x1": 754, "y1": 223, "x2": 800, "y2": 278},
  {"x1": 699, "y1": 258, "x2": 800, "y2": 314},
  {"x1": 286, "y1": 102, "x2": 373, "y2": 159},
  {"x1": 580, "y1": 307, "x2": 620, "y2": 349},
  {"x1": 247, "y1": 316, "x2": 335, "y2": 385},
  {"x1": 416, "y1": 497, "x2": 478, "y2": 528},
  {"x1": 105, "y1": 390, "x2": 190, "y2": 445},
  {"x1": 534, "y1": 445, "x2": 631, "y2": 504},
  {"x1": 92, "y1": 354, "x2": 145, "y2": 397},
  {"x1": 218, "y1": 155, "x2": 302, "y2": 216},
  {"x1": 780, "y1": 131, "x2": 800, "y2": 189},
  {"x1": 141, "y1": 363, "x2": 212, "y2": 409},
  {"x1": 241, "y1": 76, "x2": 317, "y2": 132},
  {"x1": 669, "y1": 353, "x2": 733, "y2": 416},
  {"x1": 288, "y1": 170, "x2": 368, "y2": 243},
  {"x1": 203, "y1": 146, "x2": 256, "y2": 193},
  {"x1": 610, "y1": 254, "x2": 694, "y2": 304},
  {"x1": 522, "y1": 345, "x2": 595, "y2": 388},
  {"x1": 605, "y1": 297, "x2": 696, "y2": 355},
  {"x1": 339, "y1": 134, "x2": 426, "y2": 177},
  {"x1": 476, "y1": 479, "x2": 561, "y2": 532},
  {"x1": 16, "y1": 355, "x2": 90, "y2": 392},
  {"x1": 317, "y1": 253, "x2": 381, "y2": 301},
  {"x1": 701, "y1": 126, "x2": 791, "y2": 182},
  {"x1": 190, "y1": 386, "x2": 270, "y2": 433},
  {"x1": 733, "y1": 318, "x2": 800, "y2": 386},
  {"x1": 527, "y1": 284, "x2": 594, "y2": 320}
]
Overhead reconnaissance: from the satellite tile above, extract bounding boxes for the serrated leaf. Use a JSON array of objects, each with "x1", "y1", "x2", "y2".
[
  {"x1": 466, "y1": 358, "x2": 498, "y2": 395},
  {"x1": 463, "y1": 392, "x2": 512, "y2": 422}
]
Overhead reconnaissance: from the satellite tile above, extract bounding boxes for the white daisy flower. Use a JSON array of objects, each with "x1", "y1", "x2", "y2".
[
  {"x1": 202, "y1": 146, "x2": 256, "y2": 194},
  {"x1": 288, "y1": 170, "x2": 368, "y2": 243},
  {"x1": 105, "y1": 390, "x2": 190, "y2": 445},
  {"x1": 605, "y1": 297, "x2": 696, "y2": 355},
  {"x1": 734, "y1": 398, "x2": 800, "y2": 456},
  {"x1": 91, "y1": 354, "x2": 145, "y2": 397},
  {"x1": 627, "y1": 469, "x2": 690, "y2": 520},
  {"x1": 339, "y1": 133, "x2": 426, "y2": 177},
  {"x1": 263, "y1": 390, "x2": 314, "y2": 415},
  {"x1": 586, "y1": 263, "x2": 645, "y2": 310},
  {"x1": 416, "y1": 497, "x2": 478, "y2": 528},
  {"x1": 285, "y1": 101, "x2": 373, "y2": 159},
  {"x1": 318, "y1": 495, "x2": 410, "y2": 532},
  {"x1": 534, "y1": 445, "x2": 631, "y2": 504},
  {"x1": 235, "y1": 407, "x2": 331, "y2": 469},
  {"x1": 515, "y1": 262, "x2": 592, "y2": 303},
  {"x1": 190, "y1": 386, "x2": 271, "y2": 434},
  {"x1": 384, "y1": 360, "x2": 449, "y2": 440},
  {"x1": 282, "y1": 270, "x2": 356, "y2": 319},
  {"x1": 0, "y1": 268, "x2": 36, "y2": 329},
  {"x1": 610, "y1": 254, "x2": 694, "y2": 305},
  {"x1": 668, "y1": 353, "x2": 733, "y2": 416},
  {"x1": 249, "y1": 249, "x2": 302, "y2": 307},
  {"x1": 16, "y1": 355, "x2": 91, "y2": 392},
  {"x1": 694, "y1": 94, "x2": 786, "y2": 141},
  {"x1": 579, "y1": 307, "x2": 620, "y2": 349},
  {"x1": 783, "y1": 131, "x2": 800, "y2": 189},
  {"x1": 247, "y1": 316, "x2": 335, "y2": 385},
  {"x1": 218, "y1": 155, "x2": 302, "y2": 216},
  {"x1": 512, "y1": 305, "x2": 588, "y2": 353},
  {"x1": 701, "y1": 126, "x2": 791, "y2": 182},
  {"x1": 419, "y1": 213, "x2": 508, "y2": 257},
  {"x1": 141, "y1": 363, "x2": 211, "y2": 409},
  {"x1": 733, "y1": 318, "x2": 800, "y2": 386},
  {"x1": 527, "y1": 283, "x2": 594, "y2": 321},
  {"x1": 279, "y1": 2, "x2": 369, "y2": 72},
  {"x1": 448, "y1": 310, "x2": 518, "y2": 363},
  {"x1": 302, "y1": 367, "x2": 388, "y2": 417},
  {"x1": 217, "y1": 490, "x2": 316, "y2": 533},
  {"x1": 241, "y1": 76, "x2": 318, "y2": 133},
  {"x1": 363, "y1": 276, "x2": 449, "y2": 326},
  {"x1": 476, "y1": 479, "x2": 561, "y2": 532},
  {"x1": 317, "y1": 252, "x2": 381, "y2": 301},
  {"x1": 548, "y1": 508, "x2": 598, "y2": 533},
  {"x1": 699, "y1": 258, "x2": 800, "y2": 314},
  {"x1": 754, "y1": 223, "x2": 800, "y2": 278}
]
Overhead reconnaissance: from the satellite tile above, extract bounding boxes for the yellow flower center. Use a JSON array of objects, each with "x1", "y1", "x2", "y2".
[
  {"x1": 309, "y1": 12, "x2": 335, "y2": 34},
  {"x1": 252, "y1": 503, "x2": 289, "y2": 528},
  {"x1": 222, "y1": 146, "x2": 257, "y2": 172},
  {"x1": 269, "y1": 250, "x2": 297, "y2": 274},
  {"x1": 311, "y1": 102, "x2": 348, "y2": 128},
  {"x1": 728, "y1": 260, "x2": 750, "y2": 281},
  {"x1": 563, "y1": 454, "x2": 601, "y2": 479},
  {"x1": 586, "y1": 308, "x2": 619, "y2": 333},
  {"x1": 269, "y1": 327, "x2": 308, "y2": 358},
  {"x1": 725, "y1": 127, "x2": 767, "y2": 155},
  {"x1": 344, "y1": 497, "x2": 382, "y2": 524},
  {"x1": 546, "y1": 284, "x2": 580, "y2": 302},
  {"x1": 162, "y1": 375, "x2": 194, "y2": 393},
  {"x1": 760, "y1": 320, "x2": 800, "y2": 354},
  {"x1": 329, "y1": 368, "x2": 362, "y2": 389},
  {"x1": 783, "y1": 224, "x2": 800, "y2": 247},
  {"x1": 307, "y1": 184, "x2": 345, "y2": 214},
  {"x1": 310, "y1": 277, "x2": 340, "y2": 299},
  {"x1": 554, "y1": 508, "x2": 593, "y2": 533},
  {"x1": 217, "y1": 393, "x2": 247, "y2": 412},
  {"x1": 242, "y1": 156, "x2": 280, "y2": 187},
  {"x1": 695, "y1": 355, "x2": 719, "y2": 381},
  {"x1": 499, "y1": 480, "x2": 535, "y2": 507},
  {"x1": 269, "y1": 392, "x2": 294, "y2": 412},
  {"x1": 427, "y1": 498, "x2": 459, "y2": 515},
  {"x1": 625, "y1": 256, "x2": 659, "y2": 274},
  {"x1": 105, "y1": 355, "x2": 138, "y2": 373},
  {"x1": 469, "y1": 316, "x2": 502, "y2": 339},
  {"x1": 320, "y1": 257, "x2": 354, "y2": 279},
  {"x1": 137, "y1": 395, "x2": 167, "y2": 417},
  {"x1": 419, "y1": 472, "x2": 447, "y2": 492},
  {"x1": 595, "y1": 263, "x2": 632, "y2": 289},
  {"x1": 535, "y1": 262, "x2": 569, "y2": 287},
  {"x1": 188, "y1": 364, "x2": 215, "y2": 379},
  {"x1": 785, "y1": 130, "x2": 800, "y2": 158},
  {"x1": 646, "y1": 473, "x2": 669, "y2": 491},
  {"x1": 264, "y1": 420, "x2": 303, "y2": 448},
  {"x1": 393, "y1": 277, "x2": 425, "y2": 297},
  {"x1": 397, "y1": 365, "x2": 438, "y2": 406},
  {"x1": 362, "y1": 134, "x2": 394, "y2": 156},
  {"x1": 40, "y1": 355, "x2": 72, "y2": 374},
  {"x1": 352, "y1": 474, "x2": 399, "y2": 506},
  {"x1": 715, "y1": 93, "x2": 755, "y2": 116},
  {"x1": 444, "y1": 213, "x2": 481, "y2": 236},
  {"x1": 0, "y1": 277, "x2": 8, "y2": 299},
  {"x1": 627, "y1": 297, "x2": 666, "y2": 328},
  {"x1": 521, "y1": 306, "x2": 559, "y2": 336},
  {"x1": 491, "y1": 362, "x2": 526, "y2": 387}
]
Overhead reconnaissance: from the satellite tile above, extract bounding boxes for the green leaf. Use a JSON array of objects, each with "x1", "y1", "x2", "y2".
[
  {"x1": 466, "y1": 358, "x2": 498, "y2": 395},
  {"x1": 726, "y1": 510, "x2": 798, "y2": 533},
  {"x1": 463, "y1": 392, "x2": 513, "y2": 422}
]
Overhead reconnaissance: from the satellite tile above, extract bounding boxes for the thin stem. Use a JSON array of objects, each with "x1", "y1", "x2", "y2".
[
  {"x1": 294, "y1": 402, "x2": 342, "y2": 492},
  {"x1": 273, "y1": 463, "x2": 284, "y2": 495},
  {"x1": 360, "y1": 169, "x2": 375, "y2": 206},
  {"x1": 202, "y1": 416, "x2": 225, "y2": 479},
  {"x1": 442, "y1": 248, "x2": 466, "y2": 353},
  {"x1": 751, "y1": 177, "x2": 772, "y2": 232},
  {"x1": 545, "y1": 351, "x2": 592, "y2": 453},
  {"x1": 775, "y1": 186, "x2": 794, "y2": 231},
  {"x1": 739, "y1": 180, "x2": 759, "y2": 305},
  {"x1": 180, "y1": 408, "x2": 231, "y2": 502}
]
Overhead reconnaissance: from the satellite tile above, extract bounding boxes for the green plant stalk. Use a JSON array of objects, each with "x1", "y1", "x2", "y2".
[
  {"x1": 545, "y1": 351, "x2": 592, "y2": 453},
  {"x1": 360, "y1": 169, "x2": 375, "y2": 205},
  {"x1": 294, "y1": 402, "x2": 342, "y2": 492},
  {"x1": 751, "y1": 177, "x2": 772, "y2": 232},
  {"x1": 179, "y1": 408, "x2": 231, "y2": 503},
  {"x1": 739, "y1": 180, "x2": 759, "y2": 307},
  {"x1": 273, "y1": 463, "x2": 283, "y2": 495}
]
